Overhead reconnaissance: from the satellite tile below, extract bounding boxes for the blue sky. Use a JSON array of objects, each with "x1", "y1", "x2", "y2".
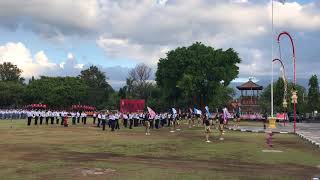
[{"x1": 0, "y1": 0, "x2": 319, "y2": 88}]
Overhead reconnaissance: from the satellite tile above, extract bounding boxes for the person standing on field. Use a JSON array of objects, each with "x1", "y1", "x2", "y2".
[
  {"x1": 97, "y1": 113, "x2": 101, "y2": 127},
  {"x1": 101, "y1": 113, "x2": 106, "y2": 131},
  {"x1": 27, "y1": 110, "x2": 33, "y2": 126},
  {"x1": 93, "y1": 112, "x2": 97, "y2": 124}
]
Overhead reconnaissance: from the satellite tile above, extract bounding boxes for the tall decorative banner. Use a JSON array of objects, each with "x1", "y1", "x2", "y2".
[{"x1": 120, "y1": 99, "x2": 145, "y2": 113}]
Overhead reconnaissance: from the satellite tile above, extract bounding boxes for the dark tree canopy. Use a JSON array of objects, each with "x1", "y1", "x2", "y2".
[
  {"x1": 260, "y1": 78, "x2": 307, "y2": 114},
  {"x1": 307, "y1": 75, "x2": 320, "y2": 112},
  {"x1": 79, "y1": 66, "x2": 113, "y2": 109},
  {"x1": 24, "y1": 76, "x2": 88, "y2": 109},
  {"x1": 0, "y1": 62, "x2": 24, "y2": 83},
  {"x1": 0, "y1": 81, "x2": 25, "y2": 108},
  {"x1": 155, "y1": 42, "x2": 240, "y2": 109}
]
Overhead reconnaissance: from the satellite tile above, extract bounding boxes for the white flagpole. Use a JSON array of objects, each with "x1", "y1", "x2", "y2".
[{"x1": 271, "y1": 0, "x2": 274, "y2": 117}]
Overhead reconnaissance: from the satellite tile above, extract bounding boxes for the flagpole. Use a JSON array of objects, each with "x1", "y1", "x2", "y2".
[{"x1": 271, "y1": 0, "x2": 274, "y2": 117}]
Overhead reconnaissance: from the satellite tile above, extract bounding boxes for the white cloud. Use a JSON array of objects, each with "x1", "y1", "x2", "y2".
[
  {"x1": 67, "y1": 52, "x2": 74, "y2": 60},
  {"x1": 0, "y1": 0, "x2": 100, "y2": 38},
  {"x1": 0, "y1": 0, "x2": 319, "y2": 79},
  {"x1": 0, "y1": 42, "x2": 83, "y2": 78},
  {"x1": 96, "y1": 36, "x2": 169, "y2": 64}
]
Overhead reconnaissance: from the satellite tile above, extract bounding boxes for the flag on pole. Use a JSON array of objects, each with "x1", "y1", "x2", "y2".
[
  {"x1": 205, "y1": 106, "x2": 211, "y2": 117},
  {"x1": 194, "y1": 108, "x2": 202, "y2": 115},
  {"x1": 147, "y1": 107, "x2": 156, "y2": 119},
  {"x1": 172, "y1": 108, "x2": 177, "y2": 114},
  {"x1": 223, "y1": 107, "x2": 232, "y2": 120}
]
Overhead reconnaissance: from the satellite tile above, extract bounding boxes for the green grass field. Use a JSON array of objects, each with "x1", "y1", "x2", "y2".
[{"x1": 0, "y1": 119, "x2": 319, "y2": 180}]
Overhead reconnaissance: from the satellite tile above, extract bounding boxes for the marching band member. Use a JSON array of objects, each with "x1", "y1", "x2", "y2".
[
  {"x1": 101, "y1": 113, "x2": 106, "y2": 131},
  {"x1": 115, "y1": 112, "x2": 120, "y2": 129},
  {"x1": 203, "y1": 114, "x2": 212, "y2": 143},
  {"x1": 97, "y1": 113, "x2": 102, "y2": 127},
  {"x1": 49, "y1": 110, "x2": 54, "y2": 125},
  {"x1": 93, "y1": 112, "x2": 97, "y2": 124},
  {"x1": 123, "y1": 113, "x2": 128, "y2": 128},
  {"x1": 27, "y1": 110, "x2": 33, "y2": 126},
  {"x1": 155, "y1": 113, "x2": 160, "y2": 129},
  {"x1": 145, "y1": 113, "x2": 151, "y2": 135},
  {"x1": 45, "y1": 111, "x2": 49, "y2": 125},
  {"x1": 76, "y1": 111, "x2": 80, "y2": 123},
  {"x1": 129, "y1": 113, "x2": 134, "y2": 129},
  {"x1": 109, "y1": 112, "x2": 116, "y2": 131},
  {"x1": 39, "y1": 110, "x2": 44, "y2": 125},
  {"x1": 83, "y1": 112, "x2": 87, "y2": 125},
  {"x1": 71, "y1": 111, "x2": 76, "y2": 125},
  {"x1": 34, "y1": 110, "x2": 39, "y2": 125}
]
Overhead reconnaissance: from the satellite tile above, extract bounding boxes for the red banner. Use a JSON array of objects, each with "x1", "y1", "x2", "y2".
[
  {"x1": 120, "y1": 99, "x2": 145, "y2": 113},
  {"x1": 276, "y1": 113, "x2": 288, "y2": 120}
]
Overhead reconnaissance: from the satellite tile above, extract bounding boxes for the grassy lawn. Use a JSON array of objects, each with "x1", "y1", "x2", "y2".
[{"x1": 0, "y1": 119, "x2": 319, "y2": 180}]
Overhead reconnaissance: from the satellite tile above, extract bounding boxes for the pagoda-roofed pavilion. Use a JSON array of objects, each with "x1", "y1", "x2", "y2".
[{"x1": 236, "y1": 80, "x2": 263, "y2": 114}]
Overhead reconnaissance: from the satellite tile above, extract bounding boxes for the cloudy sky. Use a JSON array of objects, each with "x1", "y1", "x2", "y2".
[{"x1": 0, "y1": 0, "x2": 319, "y2": 89}]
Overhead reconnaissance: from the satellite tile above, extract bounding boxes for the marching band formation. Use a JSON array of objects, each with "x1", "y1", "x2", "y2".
[{"x1": 1, "y1": 107, "x2": 244, "y2": 142}]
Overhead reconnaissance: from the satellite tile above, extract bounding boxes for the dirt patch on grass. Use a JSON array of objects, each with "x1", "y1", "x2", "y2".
[
  {"x1": 19, "y1": 150, "x2": 320, "y2": 178},
  {"x1": 276, "y1": 139, "x2": 320, "y2": 152}
]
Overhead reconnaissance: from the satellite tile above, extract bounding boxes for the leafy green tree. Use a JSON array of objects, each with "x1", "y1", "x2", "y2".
[
  {"x1": 307, "y1": 75, "x2": 320, "y2": 112},
  {"x1": 0, "y1": 81, "x2": 25, "y2": 108},
  {"x1": 79, "y1": 66, "x2": 113, "y2": 109},
  {"x1": 0, "y1": 62, "x2": 24, "y2": 83},
  {"x1": 118, "y1": 87, "x2": 127, "y2": 99},
  {"x1": 156, "y1": 42, "x2": 240, "y2": 109},
  {"x1": 24, "y1": 76, "x2": 88, "y2": 109},
  {"x1": 260, "y1": 78, "x2": 307, "y2": 114}
]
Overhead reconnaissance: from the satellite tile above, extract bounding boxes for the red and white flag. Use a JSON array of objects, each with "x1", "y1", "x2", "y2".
[{"x1": 147, "y1": 107, "x2": 156, "y2": 119}]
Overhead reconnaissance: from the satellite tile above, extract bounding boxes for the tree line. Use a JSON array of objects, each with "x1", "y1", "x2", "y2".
[
  {"x1": 0, "y1": 42, "x2": 319, "y2": 113},
  {"x1": 260, "y1": 75, "x2": 320, "y2": 114},
  {"x1": 0, "y1": 62, "x2": 116, "y2": 110}
]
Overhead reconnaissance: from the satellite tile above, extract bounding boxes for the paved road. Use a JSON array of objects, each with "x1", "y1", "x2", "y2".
[
  {"x1": 229, "y1": 123, "x2": 320, "y2": 148},
  {"x1": 296, "y1": 123, "x2": 320, "y2": 147}
]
